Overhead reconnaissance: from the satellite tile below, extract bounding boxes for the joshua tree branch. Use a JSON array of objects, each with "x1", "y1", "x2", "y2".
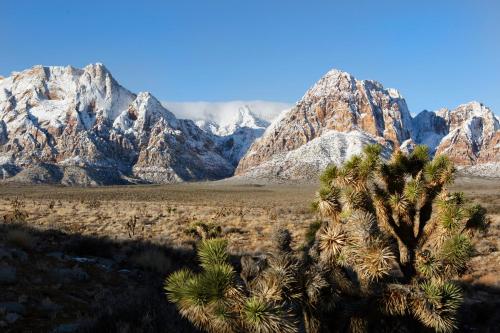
[{"x1": 416, "y1": 187, "x2": 441, "y2": 240}]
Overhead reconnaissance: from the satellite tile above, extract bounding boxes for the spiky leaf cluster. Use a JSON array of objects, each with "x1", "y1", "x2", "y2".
[
  {"x1": 185, "y1": 221, "x2": 223, "y2": 240},
  {"x1": 308, "y1": 144, "x2": 488, "y2": 332},
  {"x1": 167, "y1": 145, "x2": 489, "y2": 333},
  {"x1": 165, "y1": 238, "x2": 298, "y2": 333}
]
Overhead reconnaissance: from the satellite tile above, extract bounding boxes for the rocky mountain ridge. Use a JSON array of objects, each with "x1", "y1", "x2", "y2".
[
  {"x1": 236, "y1": 70, "x2": 499, "y2": 180},
  {"x1": 0, "y1": 64, "x2": 234, "y2": 184},
  {"x1": 194, "y1": 106, "x2": 271, "y2": 166},
  {"x1": 1, "y1": 64, "x2": 498, "y2": 185}
]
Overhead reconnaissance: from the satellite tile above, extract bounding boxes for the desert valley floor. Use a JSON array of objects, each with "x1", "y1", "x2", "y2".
[{"x1": 0, "y1": 177, "x2": 499, "y2": 332}]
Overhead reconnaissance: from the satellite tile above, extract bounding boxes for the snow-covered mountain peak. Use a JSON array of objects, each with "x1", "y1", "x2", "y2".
[
  {"x1": 164, "y1": 100, "x2": 291, "y2": 123},
  {"x1": 2, "y1": 63, "x2": 499, "y2": 184},
  {"x1": 161, "y1": 101, "x2": 288, "y2": 167},
  {"x1": 0, "y1": 63, "x2": 235, "y2": 184},
  {"x1": 0, "y1": 63, "x2": 137, "y2": 128},
  {"x1": 215, "y1": 106, "x2": 269, "y2": 136},
  {"x1": 84, "y1": 62, "x2": 107, "y2": 71},
  {"x1": 386, "y1": 88, "x2": 404, "y2": 99},
  {"x1": 436, "y1": 101, "x2": 499, "y2": 133},
  {"x1": 125, "y1": 92, "x2": 179, "y2": 130},
  {"x1": 236, "y1": 69, "x2": 415, "y2": 176},
  {"x1": 438, "y1": 101, "x2": 489, "y2": 117},
  {"x1": 81, "y1": 62, "x2": 114, "y2": 80},
  {"x1": 323, "y1": 68, "x2": 354, "y2": 81},
  {"x1": 304, "y1": 69, "x2": 356, "y2": 99},
  {"x1": 231, "y1": 105, "x2": 269, "y2": 130},
  {"x1": 172, "y1": 102, "x2": 271, "y2": 137},
  {"x1": 236, "y1": 68, "x2": 499, "y2": 180},
  {"x1": 458, "y1": 100, "x2": 487, "y2": 113},
  {"x1": 134, "y1": 92, "x2": 168, "y2": 115},
  {"x1": 408, "y1": 100, "x2": 500, "y2": 168},
  {"x1": 194, "y1": 119, "x2": 220, "y2": 134}
]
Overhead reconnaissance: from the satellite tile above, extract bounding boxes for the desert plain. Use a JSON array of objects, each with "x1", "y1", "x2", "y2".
[{"x1": 0, "y1": 176, "x2": 498, "y2": 332}]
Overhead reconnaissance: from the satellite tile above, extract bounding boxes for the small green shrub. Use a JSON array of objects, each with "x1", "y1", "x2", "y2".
[{"x1": 304, "y1": 220, "x2": 322, "y2": 246}]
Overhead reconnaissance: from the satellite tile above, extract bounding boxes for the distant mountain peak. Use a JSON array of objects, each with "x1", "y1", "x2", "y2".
[
  {"x1": 189, "y1": 104, "x2": 272, "y2": 166},
  {"x1": 322, "y1": 68, "x2": 354, "y2": 80},
  {"x1": 236, "y1": 69, "x2": 499, "y2": 180},
  {"x1": 0, "y1": 63, "x2": 234, "y2": 184},
  {"x1": 221, "y1": 105, "x2": 270, "y2": 134},
  {"x1": 236, "y1": 105, "x2": 265, "y2": 126},
  {"x1": 304, "y1": 68, "x2": 355, "y2": 99}
]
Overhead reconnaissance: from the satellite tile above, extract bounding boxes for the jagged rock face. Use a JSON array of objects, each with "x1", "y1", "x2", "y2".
[
  {"x1": 1, "y1": 65, "x2": 498, "y2": 184},
  {"x1": 477, "y1": 131, "x2": 500, "y2": 164},
  {"x1": 235, "y1": 130, "x2": 391, "y2": 182},
  {"x1": 410, "y1": 110, "x2": 449, "y2": 153},
  {"x1": 236, "y1": 69, "x2": 413, "y2": 176},
  {"x1": 0, "y1": 64, "x2": 233, "y2": 184},
  {"x1": 432, "y1": 102, "x2": 499, "y2": 166},
  {"x1": 195, "y1": 106, "x2": 270, "y2": 166},
  {"x1": 236, "y1": 70, "x2": 499, "y2": 180}
]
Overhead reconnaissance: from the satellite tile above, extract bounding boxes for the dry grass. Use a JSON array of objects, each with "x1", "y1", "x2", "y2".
[
  {"x1": 0, "y1": 176, "x2": 498, "y2": 285},
  {"x1": 130, "y1": 248, "x2": 173, "y2": 274},
  {"x1": 0, "y1": 182, "x2": 318, "y2": 254},
  {"x1": 0, "y1": 176, "x2": 498, "y2": 332}
]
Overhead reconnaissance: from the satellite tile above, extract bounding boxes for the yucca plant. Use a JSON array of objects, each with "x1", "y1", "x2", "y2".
[
  {"x1": 165, "y1": 238, "x2": 297, "y2": 333},
  {"x1": 166, "y1": 145, "x2": 488, "y2": 333},
  {"x1": 185, "y1": 221, "x2": 223, "y2": 241},
  {"x1": 306, "y1": 144, "x2": 488, "y2": 332}
]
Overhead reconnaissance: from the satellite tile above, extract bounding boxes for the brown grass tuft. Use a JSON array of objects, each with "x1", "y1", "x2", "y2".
[{"x1": 130, "y1": 248, "x2": 173, "y2": 275}]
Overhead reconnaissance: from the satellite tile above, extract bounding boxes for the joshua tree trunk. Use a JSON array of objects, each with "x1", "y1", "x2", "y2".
[{"x1": 397, "y1": 239, "x2": 416, "y2": 281}]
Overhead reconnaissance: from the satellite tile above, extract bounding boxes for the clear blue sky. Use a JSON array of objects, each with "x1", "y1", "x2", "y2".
[{"x1": 1, "y1": 0, "x2": 499, "y2": 114}]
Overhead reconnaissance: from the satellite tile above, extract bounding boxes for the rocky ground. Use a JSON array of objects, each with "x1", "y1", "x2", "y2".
[
  {"x1": 0, "y1": 222, "x2": 199, "y2": 332},
  {"x1": 0, "y1": 177, "x2": 498, "y2": 332}
]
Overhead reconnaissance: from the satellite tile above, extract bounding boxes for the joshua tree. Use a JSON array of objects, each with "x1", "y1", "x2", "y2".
[
  {"x1": 306, "y1": 144, "x2": 488, "y2": 332},
  {"x1": 165, "y1": 145, "x2": 488, "y2": 333},
  {"x1": 165, "y1": 237, "x2": 298, "y2": 333},
  {"x1": 185, "y1": 221, "x2": 223, "y2": 241}
]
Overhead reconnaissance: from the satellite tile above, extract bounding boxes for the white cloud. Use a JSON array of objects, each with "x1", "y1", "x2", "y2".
[{"x1": 162, "y1": 100, "x2": 292, "y2": 126}]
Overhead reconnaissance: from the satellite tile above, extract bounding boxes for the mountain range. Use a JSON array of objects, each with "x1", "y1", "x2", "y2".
[
  {"x1": 163, "y1": 101, "x2": 290, "y2": 165},
  {"x1": 236, "y1": 69, "x2": 499, "y2": 180},
  {"x1": 0, "y1": 64, "x2": 235, "y2": 185},
  {"x1": 0, "y1": 64, "x2": 498, "y2": 185}
]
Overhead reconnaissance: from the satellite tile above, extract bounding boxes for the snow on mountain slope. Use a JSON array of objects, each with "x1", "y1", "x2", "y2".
[
  {"x1": 0, "y1": 64, "x2": 233, "y2": 184},
  {"x1": 458, "y1": 162, "x2": 500, "y2": 178},
  {"x1": 165, "y1": 101, "x2": 284, "y2": 166},
  {"x1": 236, "y1": 130, "x2": 391, "y2": 182},
  {"x1": 236, "y1": 69, "x2": 413, "y2": 178},
  {"x1": 1, "y1": 64, "x2": 498, "y2": 184},
  {"x1": 412, "y1": 101, "x2": 500, "y2": 167},
  {"x1": 236, "y1": 69, "x2": 500, "y2": 181},
  {"x1": 199, "y1": 106, "x2": 270, "y2": 166},
  {"x1": 191, "y1": 105, "x2": 270, "y2": 136}
]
